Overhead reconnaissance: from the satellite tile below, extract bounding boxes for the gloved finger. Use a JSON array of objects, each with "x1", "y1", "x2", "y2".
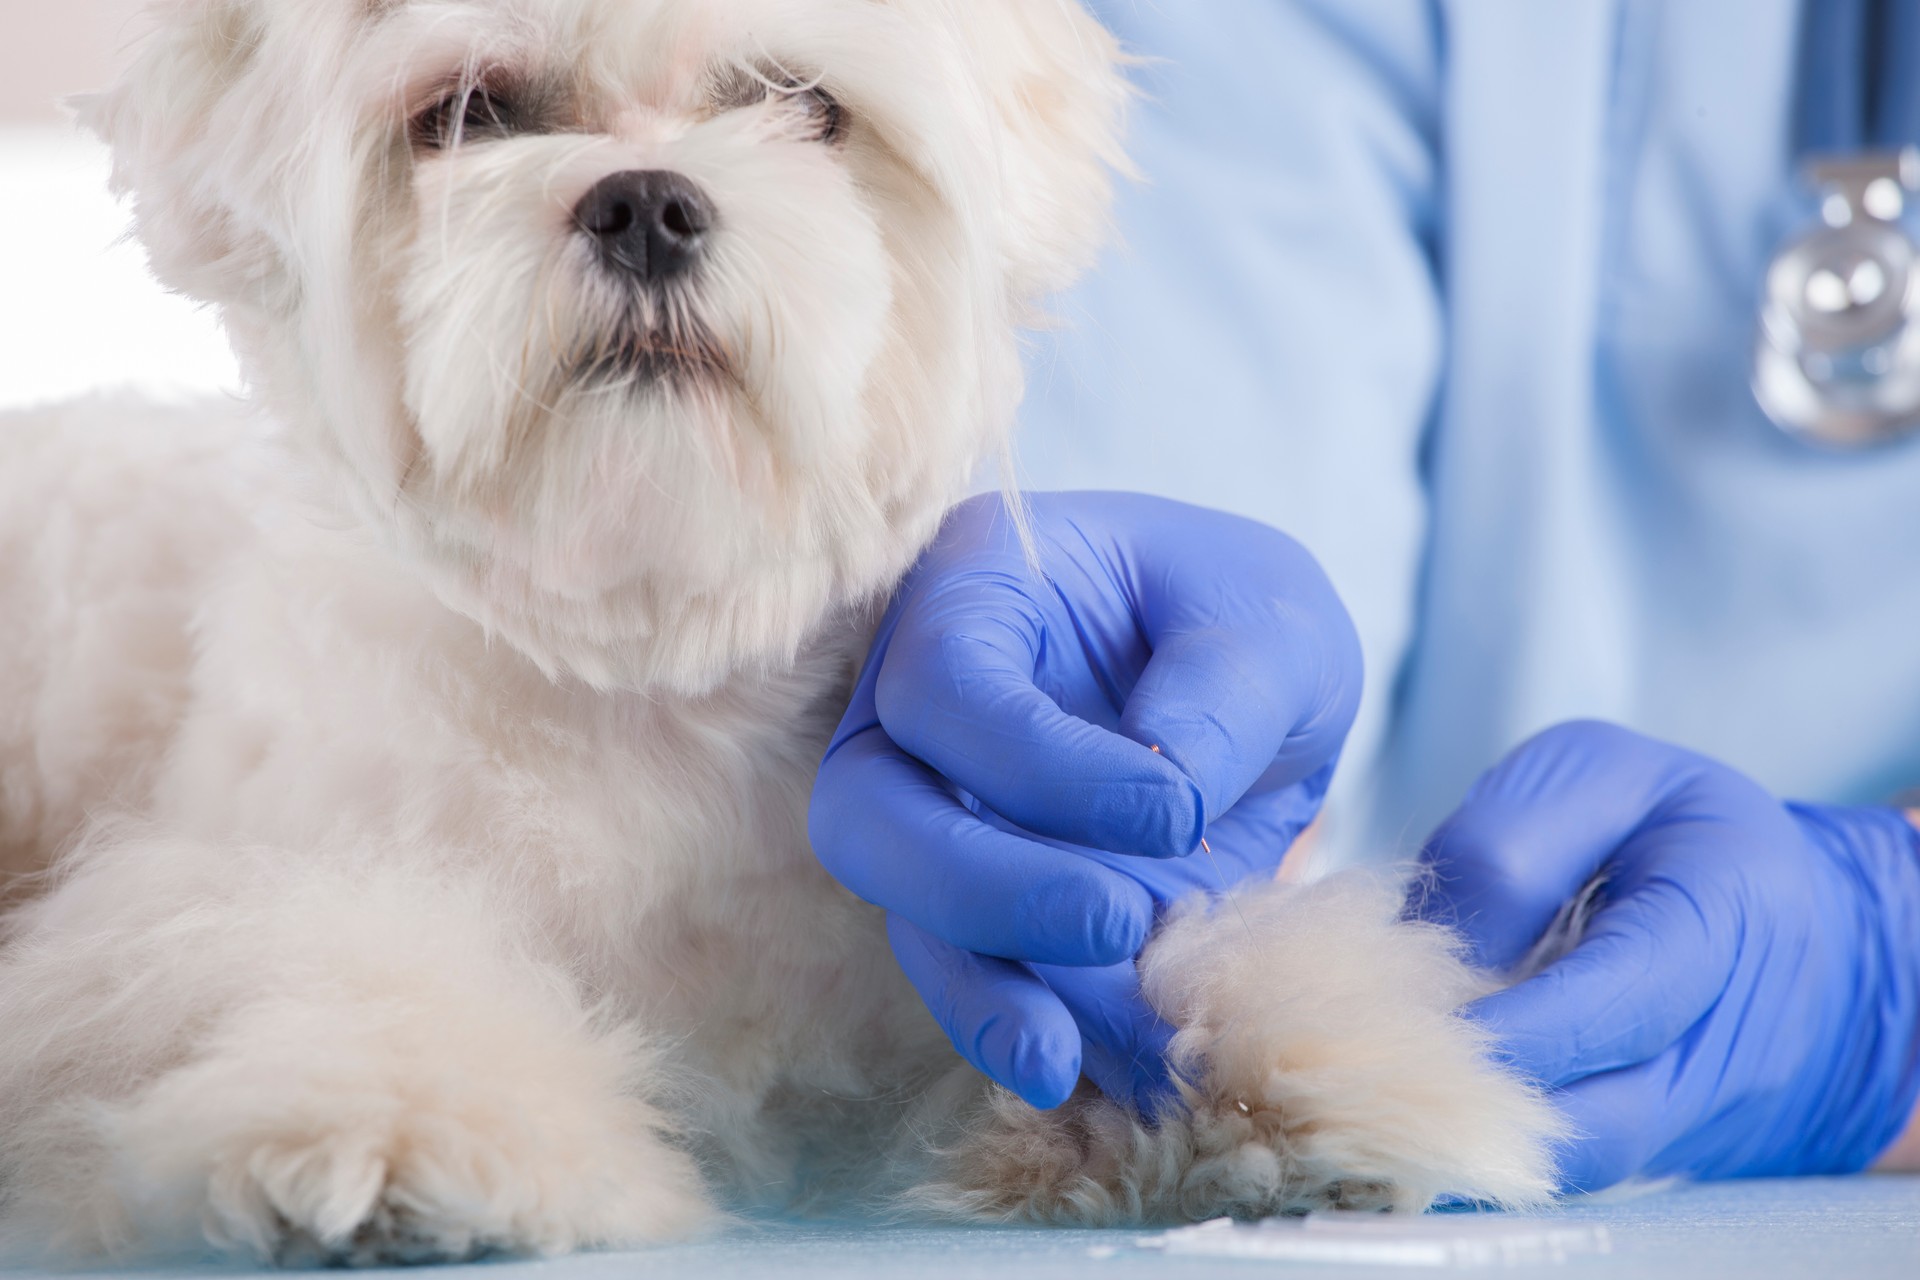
[
  {"x1": 1109, "y1": 500, "x2": 1360, "y2": 826},
  {"x1": 1122, "y1": 606, "x2": 1359, "y2": 831},
  {"x1": 964, "y1": 778, "x2": 1310, "y2": 905},
  {"x1": 887, "y1": 916, "x2": 1082, "y2": 1110},
  {"x1": 809, "y1": 726, "x2": 1154, "y2": 966},
  {"x1": 873, "y1": 581, "x2": 1206, "y2": 859},
  {"x1": 1145, "y1": 763, "x2": 1334, "y2": 895},
  {"x1": 1466, "y1": 876, "x2": 1729, "y2": 1088},
  {"x1": 1544, "y1": 1055, "x2": 1681, "y2": 1195},
  {"x1": 1035, "y1": 961, "x2": 1175, "y2": 1112},
  {"x1": 1415, "y1": 721, "x2": 1715, "y2": 971}
]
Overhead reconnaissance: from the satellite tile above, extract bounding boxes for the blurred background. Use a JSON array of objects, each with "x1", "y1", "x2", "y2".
[
  {"x1": 0, "y1": 0, "x2": 145, "y2": 127},
  {"x1": 0, "y1": 0, "x2": 240, "y2": 409}
]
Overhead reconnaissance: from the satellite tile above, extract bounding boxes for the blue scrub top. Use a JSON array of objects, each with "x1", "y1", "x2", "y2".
[{"x1": 1014, "y1": 0, "x2": 1920, "y2": 859}]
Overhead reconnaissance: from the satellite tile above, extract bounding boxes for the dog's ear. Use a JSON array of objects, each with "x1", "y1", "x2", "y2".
[
  {"x1": 959, "y1": 0, "x2": 1132, "y2": 303},
  {"x1": 75, "y1": 0, "x2": 280, "y2": 309}
]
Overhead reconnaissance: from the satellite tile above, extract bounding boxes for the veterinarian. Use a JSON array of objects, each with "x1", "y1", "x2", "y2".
[{"x1": 810, "y1": 0, "x2": 1920, "y2": 1191}]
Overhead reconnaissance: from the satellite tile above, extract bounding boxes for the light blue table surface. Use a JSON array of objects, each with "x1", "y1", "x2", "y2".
[{"x1": 16, "y1": 1177, "x2": 1916, "y2": 1280}]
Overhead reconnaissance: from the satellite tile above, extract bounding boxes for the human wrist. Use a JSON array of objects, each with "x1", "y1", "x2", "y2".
[
  {"x1": 1886, "y1": 811, "x2": 1920, "y2": 1170},
  {"x1": 1858, "y1": 808, "x2": 1920, "y2": 1172},
  {"x1": 1878, "y1": 812, "x2": 1920, "y2": 1170},
  {"x1": 1784, "y1": 803, "x2": 1920, "y2": 1172},
  {"x1": 1876, "y1": 1103, "x2": 1920, "y2": 1170}
]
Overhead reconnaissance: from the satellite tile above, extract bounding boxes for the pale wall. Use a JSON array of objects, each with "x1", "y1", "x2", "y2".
[{"x1": 0, "y1": 1, "x2": 149, "y2": 126}]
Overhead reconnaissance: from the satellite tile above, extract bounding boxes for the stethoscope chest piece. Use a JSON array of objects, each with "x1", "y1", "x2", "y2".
[{"x1": 1754, "y1": 147, "x2": 1920, "y2": 447}]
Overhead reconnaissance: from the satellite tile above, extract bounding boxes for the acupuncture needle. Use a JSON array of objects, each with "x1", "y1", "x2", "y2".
[{"x1": 1151, "y1": 744, "x2": 1257, "y2": 943}]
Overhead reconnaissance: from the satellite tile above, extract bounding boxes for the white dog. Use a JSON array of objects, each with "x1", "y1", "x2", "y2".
[{"x1": 0, "y1": 0, "x2": 1563, "y2": 1264}]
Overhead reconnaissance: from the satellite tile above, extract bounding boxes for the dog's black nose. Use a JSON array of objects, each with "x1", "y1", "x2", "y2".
[{"x1": 574, "y1": 170, "x2": 715, "y2": 283}]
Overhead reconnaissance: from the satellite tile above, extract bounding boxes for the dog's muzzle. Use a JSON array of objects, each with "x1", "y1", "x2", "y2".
[{"x1": 574, "y1": 170, "x2": 715, "y2": 285}]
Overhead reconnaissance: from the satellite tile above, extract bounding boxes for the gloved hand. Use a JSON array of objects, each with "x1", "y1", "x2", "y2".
[
  {"x1": 810, "y1": 492, "x2": 1362, "y2": 1110},
  {"x1": 1418, "y1": 721, "x2": 1920, "y2": 1191}
]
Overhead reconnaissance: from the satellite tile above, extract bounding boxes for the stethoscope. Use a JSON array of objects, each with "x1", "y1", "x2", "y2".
[{"x1": 1753, "y1": 0, "x2": 1920, "y2": 447}]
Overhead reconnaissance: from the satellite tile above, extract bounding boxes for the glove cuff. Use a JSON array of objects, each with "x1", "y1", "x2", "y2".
[{"x1": 1787, "y1": 803, "x2": 1920, "y2": 1172}]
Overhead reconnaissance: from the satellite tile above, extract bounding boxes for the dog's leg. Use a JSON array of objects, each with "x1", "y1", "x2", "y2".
[
  {"x1": 0, "y1": 830, "x2": 714, "y2": 1264},
  {"x1": 0, "y1": 400, "x2": 257, "y2": 901}
]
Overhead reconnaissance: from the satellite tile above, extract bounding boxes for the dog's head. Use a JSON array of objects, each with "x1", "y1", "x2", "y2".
[{"x1": 88, "y1": 0, "x2": 1125, "y2": 691}]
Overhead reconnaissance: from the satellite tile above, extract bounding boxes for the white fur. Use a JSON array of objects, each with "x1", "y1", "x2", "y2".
[
  {"x1": 922, "y1": 873, "x2": 1566, "y2": 1223},
  {"x1": 0, "y1": 0, "x2": 1557, "y2": 1265}
]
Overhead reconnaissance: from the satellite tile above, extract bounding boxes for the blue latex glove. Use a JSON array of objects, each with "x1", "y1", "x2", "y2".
[
  {"x1": 810, "y1": 492, "x2": 1362, "y2": 1110},
  {"x1": 1418, "y1": 721, "x2": 1920, "y2": 1191}
]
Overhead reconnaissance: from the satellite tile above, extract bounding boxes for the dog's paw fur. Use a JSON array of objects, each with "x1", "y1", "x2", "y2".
[
  {"x1": 102, "y1": 1017, "x2": 713, "y2": 1265},
  {"x1": 60, "y1": 878, "x2": 721, "y2": 1265},
  {"x1": 923, "y1": 872, "x2": 1566, "y2": 1223}
]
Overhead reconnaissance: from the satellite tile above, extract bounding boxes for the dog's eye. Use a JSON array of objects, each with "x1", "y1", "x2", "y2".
[
  {"x1": 412, "y1": 85, "x2": 518, "y2": 149},
  {"x1": 713, "y1": 68, "x2": 846, "y2": 145},
  {"x1": 796, "y1": 85, "x2": 846, "y2": 146}
]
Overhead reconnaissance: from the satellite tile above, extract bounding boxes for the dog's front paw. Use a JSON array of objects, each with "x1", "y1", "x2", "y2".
[
  {"x1": 920, "y1": 1083, "x2": 1411, "y2": 1226},
  {"x1": 180, "y1": 1096, "x2": 706, "y2": 1266},
  {"x1": 923, "y1": 872, "x2": 1567, "y2": 1224},
  {"x1": 102, "y1": 997, "x2": 713, "y2": 1264}
]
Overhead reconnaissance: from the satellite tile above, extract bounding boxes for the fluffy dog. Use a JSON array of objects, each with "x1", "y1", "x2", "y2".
[{"x1": 0, "y1": 0, "x2": 1562, "y2": 1264}]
